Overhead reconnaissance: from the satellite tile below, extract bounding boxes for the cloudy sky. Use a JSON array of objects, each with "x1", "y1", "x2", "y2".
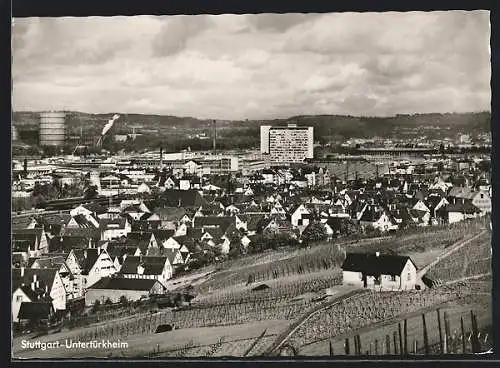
[{"x1": 12, "y1": 11, "x2": 490, "y2": 120}]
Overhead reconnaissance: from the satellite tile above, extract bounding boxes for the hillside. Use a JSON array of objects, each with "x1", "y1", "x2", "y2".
[{"x1": 12, "y1": 111, "x2": 491, "y2": 152}]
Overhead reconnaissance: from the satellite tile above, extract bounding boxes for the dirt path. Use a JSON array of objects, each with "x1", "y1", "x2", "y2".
[{"x1": 417, "y1": 230, "x2": 488, "y2": 278}]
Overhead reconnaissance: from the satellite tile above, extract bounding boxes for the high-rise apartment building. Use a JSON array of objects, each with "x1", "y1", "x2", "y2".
[{"x1": 260, "y1": 124, "x2": 314, "y2": 163}]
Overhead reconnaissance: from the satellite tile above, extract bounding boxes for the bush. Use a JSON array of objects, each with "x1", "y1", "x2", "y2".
[
  {"x1": 91, "y1": 300, "x2": 101, "y2": 313},
  {"x1": 119, "y1": 295, "x2": 129, "y2": 306}
]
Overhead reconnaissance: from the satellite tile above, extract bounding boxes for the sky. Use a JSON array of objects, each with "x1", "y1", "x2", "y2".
[{"x1": 12, "y1": 11, "x2": 491, "y2": 120}]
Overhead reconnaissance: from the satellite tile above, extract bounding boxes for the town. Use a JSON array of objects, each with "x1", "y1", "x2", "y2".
[
  {"x1": 11, "y1": 112, "x2": 492, "y2": 357},
  {"x1": 11, "y1": 11, "x2": 492, "y2": 359}
]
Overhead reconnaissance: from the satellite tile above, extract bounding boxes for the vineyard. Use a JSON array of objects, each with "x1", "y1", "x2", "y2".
[
  {"x1": 195, "y1": 270, "x2": 343, "y2": 306},
  {"x1": 350, "y1": 218, "x2": 487, "y2": 254},
  {"x1": 70, "y1": 297, "x2": 310, "y2": 343},
  {"x1": 296, "y1": 284, "x2": 491, "y2": 356},
  {"x1": 197, "y1": 243, "x2": 346, "y2": 293},
  {"x1": 197, "y1": 217, "x2": 488, "y2": 295},
  {"x1": 425, "y1": 231, "x2": 491, "y2": 284},
  {"x1": 285, "y1": 281, "x2": 488, "y2": 350}
]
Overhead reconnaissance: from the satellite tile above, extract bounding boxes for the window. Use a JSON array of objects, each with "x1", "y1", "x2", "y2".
[
  {"x1": 407, "y1": 272, "x2": 411, "y2": 281},
  {"x1": 16, "y1": 295, "x2": 23, "y2": 302},
  {"x1": 391, "y1": 275, "x2": 396, "y2": 282}
]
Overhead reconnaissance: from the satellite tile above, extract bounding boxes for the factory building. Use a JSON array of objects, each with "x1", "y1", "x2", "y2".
[
  {"x1": 261, "y1": 124, "x2": 314, "y2": 163},
  {"x1": 39, "y1": 112, "x2": 66, "y2": 147}
]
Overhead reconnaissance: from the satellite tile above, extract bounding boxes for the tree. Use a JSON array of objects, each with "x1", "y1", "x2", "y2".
[
  {"x1": 104, "y1": 297, "x2": 113, "y2": 306},
  {"x1": 364, "y1": 225, "x2": 382, "y2": 237},
  {"x1": 340, "y1": 219, "x2": 361, "y2": 237},
  {"x1": 302, "y1": 222, "x2": 328, "y2": 243},
  {"x1": 84, "y1": 185, "x2": 99, "y2": 199}
]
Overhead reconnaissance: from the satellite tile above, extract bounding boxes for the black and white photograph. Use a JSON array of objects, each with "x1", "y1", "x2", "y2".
[{"x1": 11, "y1": 10, "x2": 492, "y2": 359}]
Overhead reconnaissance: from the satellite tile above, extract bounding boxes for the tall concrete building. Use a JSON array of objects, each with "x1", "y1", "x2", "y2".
[{"x1": 260, "y1": 124, "x2": 314, "y2": 163}]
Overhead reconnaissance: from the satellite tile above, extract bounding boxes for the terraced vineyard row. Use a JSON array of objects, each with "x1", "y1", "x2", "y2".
[
  {"x1": 198, "y1": 243, "x2": 345, "y2": 293},
  {"x1": 195, "y1": 271, "x2": 342, "y2": 306},
  {"x1": 72, "y1": 298, "x2": 310, "y2": 342},
  {"x1": 287, "y1": 283, "x2": 480, "y2": 348},
  {"x1": 426, "y1": 232, "x2": 491, "y2": 284},
  {"x1": 353, "y1": 218, "x2": 487, "y2": 253}
]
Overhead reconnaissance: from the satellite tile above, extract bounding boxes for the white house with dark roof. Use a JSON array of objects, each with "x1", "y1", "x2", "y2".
[
  {"x1": 119, "y1": 255, "x2": 173, "y2": 286},
  {"x1": 341, "y1": 252, "x2": 418, "y2": 291},
  {"x1": 12, "y1": 267, "x2": 67, "y2": 321},
  {"x1": 69, "y1": 248, "x2": 117, "y2": 289},
  {"x1": 85, "y1": 277, "x2": 165, "y2": 306},
  {"x1": 99, "y1": 218, "x2": 132, "y2": 241}
]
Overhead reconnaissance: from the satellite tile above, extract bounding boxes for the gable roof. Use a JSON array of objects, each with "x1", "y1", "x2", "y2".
[
  {"x1": 71, "y1": 248, "x2": 100, "y2": 275},
  {"x1": 82, "y1": 202, "x2": 108, "y2": 215},
  {"x1": 69, "y1": 214, "x2": 96, "y2": 228},
  {"x1": 99, "y1": 218, "x2": 128, "y2": 230},
  {"x1": 31, "y1": 256, "x2": 67, "y2": 269},
  {"x1": 119, "y1": 256, "x2": 167, "y2": 275},
  {"x1": 164, "y1": 248, "x2": 182, "y2": 265},
  {"x1": 341, "y1": 253, "x2": 415, "y2": 276},
  {"x1": 359, "y1": 205, "x2": 386, "y2": 223},
  {"x1": 153, "y1": 207, "x2": 187, "y2": 221},
  {"x1": 61, "y1": 235, "x2": 91, "y2": 251},
  {"x1": 12, "y1": 268, "x2": 59, "y2": 294},
  {"x1": 448, "y1": 187, "x2": 475, "y2": 200},
  {"x1": 18, "y1": 302, "x2": 54, "y2": 320},
  {"x1": 13, "y1": 239, "x2": 33, "y2": 252},
  {"x1": 442, "y1": 202, "x2": 481, "y2": 214},
  {"x1": 194, "y1": 216, "x2": 236, "y2": 233},
  {"x1": 62, "y1": 227, "x2": 100, "y2": 239},
  {"x1": 152, "y1": 229, "x2": 176, "y2": 243},
  {"x1": 106, "y1": 244, "x2": 139, "y2": 259},
  {"x1": 87, "y1": 277, "x2": 161, "y2": 291}
]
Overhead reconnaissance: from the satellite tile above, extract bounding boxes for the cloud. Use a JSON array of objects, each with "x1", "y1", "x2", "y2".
[
  {"x1": 12, "y1": 11, "x2": 491, "y2": 119},
  {"x1": 152, "y1": 15, "x2": 213, "y2": 57},
  {"x1": 245, "y1": 13, "x2": 324, "y2": 33}
]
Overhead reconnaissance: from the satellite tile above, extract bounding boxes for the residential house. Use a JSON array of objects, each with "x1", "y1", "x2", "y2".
[
  {"x1": 447, "y1": 187, "x2": 491, "y2": 214},
  {"x1": 341, "y1": 252, "x2": 418, "y2": 291},
  {"x1": 119, "y1": 255, "x2": 173, "y2": 287},
  {"x1": 438, "y1": 202, "x2": 481, "y2": 224},
  {"x1": 99, "y1": 218, "x2": 132, "y2": 241},
  {"x1": 12, "y1": 267, "x2": 67, "y2": 322},
  {"x1": 358, "y1": 204, "x2": 398, "y2": 233},
  {"x1": 70, "y1": 248, "x2": 117, "y2": 289},
  {"x1": 30, "y1": 256, "x2": 81, "y2": 299},
  {"x1": 154, "y1": 207, "x2": 181, "y2": 230},
  {"x1": 16, "y1": 301, "x2": 55, "y2": 327},
  {"x1": 85, "y1": 277, "x2": 166, "y2": 306},
  {"x1": 12, "y1": 228, "x2": 49, "y2": 257},
  {"x1": 290, "y1": 204, "x2": 312, "y2": 227},
  {"x1": 160, "y1": 189, "x2": 208, "y2": 209}
]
